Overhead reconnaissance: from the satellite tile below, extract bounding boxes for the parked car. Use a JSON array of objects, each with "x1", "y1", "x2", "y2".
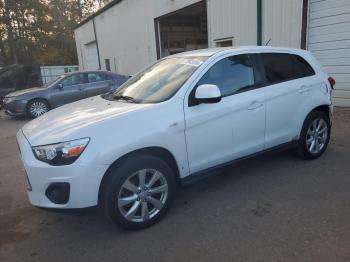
[
  {"x1": 2, "y1": 70, "x2": 129, "y2": 118},
  {"x1": 17, "y1": 47, "x2": 335, "y2": 230}
]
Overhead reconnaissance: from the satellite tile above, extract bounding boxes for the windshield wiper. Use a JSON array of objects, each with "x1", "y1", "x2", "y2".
[{"x1": 113, "y1": 95, "x2": 137, "y2": 103}]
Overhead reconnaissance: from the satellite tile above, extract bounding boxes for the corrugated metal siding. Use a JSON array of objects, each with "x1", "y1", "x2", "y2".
[
  {"x1": 262, "y1": 0, "x2": 303, "y2": 48},
  {"x1": 75, "y1": 0, "x2": 201, "y2": 75},
  {"x1": 75, "y1": 0, "x2": 303, "y2": 75},
  {"x1": 308, "y1": 0, "x2": 350, "y2": 107},
  {"x1": 207, "y1": 0, "x2": 257, "y2": 46}
]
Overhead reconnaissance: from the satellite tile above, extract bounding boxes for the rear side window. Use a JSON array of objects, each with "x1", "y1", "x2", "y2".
[
  {"x1": 260, "y1": 53, "x2": 315, "y2": 85},
  {"x1": 87, "y1": 73, "x2": 106, "y2": 83},
  {"x1": 197, "y1": 54, "x2": 255, "y2": 97},
  {"x1": 294, "y1": 55, "x2": 315, "y2": 77}
]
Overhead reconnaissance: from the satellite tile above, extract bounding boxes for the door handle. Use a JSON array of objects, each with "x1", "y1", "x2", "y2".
[
  {"x1": 247, "y1": 101, "x2": 264, "y2": 110},
  {"x1": 298, "y1": 86, "x2": 309, "y2": 94}
]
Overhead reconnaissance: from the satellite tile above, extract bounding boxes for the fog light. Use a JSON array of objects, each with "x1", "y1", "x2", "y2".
[{"x1": 45, "y1": 183, "x2": 70, "y2": 204}]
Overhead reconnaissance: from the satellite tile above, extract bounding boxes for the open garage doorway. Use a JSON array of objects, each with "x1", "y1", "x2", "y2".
[{"x1": 155, "y1": 1, "x2": 208, "y2": 59}]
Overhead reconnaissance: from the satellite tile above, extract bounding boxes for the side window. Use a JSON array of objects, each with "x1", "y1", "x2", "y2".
[
  {"x1": 197, "y1": 54, "x2": 255, "y2": 96},
  {"x1": 260, "y1": 53, "x2": 304, "y2": 84},
  {"x1": 293, "y1": 55, "x2": 315, "y2": 77},
  {"x1": 87, "y1": 73, "x2": 106, "y2": 83},
  {"x1": 61, "y1": 74, "x2": 84, "y2": 87}
]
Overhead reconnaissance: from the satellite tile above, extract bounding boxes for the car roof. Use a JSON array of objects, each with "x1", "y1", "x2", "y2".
[
  {"x1": 65, "y1": 70, "x2": 109, "y2": 75},
  {"x1": 64, "y1": 70, "x2": 129, "y2": 78},
  {"x1": 170, "y1": 46, "x2": 308, "y2": 58}
]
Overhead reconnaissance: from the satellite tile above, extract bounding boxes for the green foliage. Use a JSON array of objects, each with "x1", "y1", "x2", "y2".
[{"x1": 0, "y1": 0, "x2": 109, "y2": 65}]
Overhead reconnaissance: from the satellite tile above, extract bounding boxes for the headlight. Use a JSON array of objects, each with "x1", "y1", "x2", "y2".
[
  {"x1": 32, "y1": 138, "x2": 90, "y2": 165},
  {"x1": 3, "y1": 96, "x2": 16, "y2": 104}
]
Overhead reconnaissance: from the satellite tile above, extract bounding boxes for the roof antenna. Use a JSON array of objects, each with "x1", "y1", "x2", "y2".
[{"x1": 265, "y1": 38, "x2": 272, "y2": 46}]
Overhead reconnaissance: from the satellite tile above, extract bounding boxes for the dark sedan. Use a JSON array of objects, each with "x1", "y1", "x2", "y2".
[{"x1": 2, "y1": 70, "x2": 129, "y2": 118}]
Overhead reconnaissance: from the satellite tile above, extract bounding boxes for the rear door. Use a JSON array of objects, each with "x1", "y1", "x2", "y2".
[
  {"x1": 259, "y1": 52, "x2": 316, "y2": 148},
  {"x1": 84, "y1": 72, "x2": 113, "y2": 97},
  {"x1": 50, "y1": 73, "x2": 86, "y2": 107},
  {"x1": 184, "y1": 53, "x2": 266, "y2": 173}
]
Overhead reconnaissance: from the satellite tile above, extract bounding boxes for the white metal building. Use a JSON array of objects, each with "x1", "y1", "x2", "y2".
[{"x1": 74, "y1": 0, "x2": 350, "y2": 106}]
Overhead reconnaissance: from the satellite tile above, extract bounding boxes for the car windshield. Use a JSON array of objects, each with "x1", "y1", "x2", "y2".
[
  {"x1": 112, "y1": 56, "x2": 208, "y2": 103},
  {"x1": 41, "y1": 75, "x2": 64, "y2": 88}
]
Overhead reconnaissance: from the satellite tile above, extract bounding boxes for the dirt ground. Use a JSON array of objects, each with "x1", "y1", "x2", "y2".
[{"x1": 0, "y1": 108, "x2": 350, "y2": 262}]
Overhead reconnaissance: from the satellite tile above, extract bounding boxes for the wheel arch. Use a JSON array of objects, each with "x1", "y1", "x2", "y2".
[
  {"x1": 26, "y1": 97, "x2": 51, "y2": 111},
  {"x1": 312, "y1": 104, "x2": 331, "y2": 120},
  {"x1": 98, "y1": 146, "x2": 181, "y2": 205},
  {"x1": 298, "y1": 104, "x2": 331, "y2": 138}
]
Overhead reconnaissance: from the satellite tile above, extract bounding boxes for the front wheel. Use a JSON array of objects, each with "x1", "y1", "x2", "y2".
[
  {"x1": 102, "y1": 154, "x2": 176, "y2": 230},
  {"x1": 298, "y1": 110, "x2": 331, "y2": 159},
  {"x1": 27, "y1": 99, "x2": 50, "y2": 118}
]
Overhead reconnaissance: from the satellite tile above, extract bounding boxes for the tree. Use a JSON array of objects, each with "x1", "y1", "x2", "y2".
[{"x1": 0, "y1": 0, "x2": 109, "y2": 65}]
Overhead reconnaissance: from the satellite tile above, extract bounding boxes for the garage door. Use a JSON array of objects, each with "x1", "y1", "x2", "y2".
[
  {"x1": 85, "y1": 42, "x2": 100, "y2": 70},
  {"x1": 308, "y1": 0, "x2": 350, "y2": 107}
]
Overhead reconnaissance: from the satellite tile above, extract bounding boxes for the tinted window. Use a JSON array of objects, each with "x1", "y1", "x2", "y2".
[
  {"x1": 260, "y1": 53, "x2": 314, "y2": 85},
  {"x1": 61, "y1": 74, "x2": 84, "y2": 87},
  {"x1": 198, "y1": 54, "x2": 255, "y2": 96},
  {"x1": 294, "y1": 55, "x2": 315, "y2": 77},
  {"x1": 87, "y1": 73, "x2": 106, "y2": 83}
]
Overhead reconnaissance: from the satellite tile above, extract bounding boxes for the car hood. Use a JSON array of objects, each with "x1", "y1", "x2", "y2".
[
  {"x1": 22, "y1": 96, "x2": 151, "y2": 146},
  {"x1": 6, "y1": 87, "x2": 45, "y2": 97}
]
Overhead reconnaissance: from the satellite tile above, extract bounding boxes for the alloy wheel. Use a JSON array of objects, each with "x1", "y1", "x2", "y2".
[
  {"x1": 30, "y1": 101, "x2": 48, "y2": 117},
  {"x1": 118, "y1": 169, "x2": 168, "y2": 222},
  {"x1": 306, "y1": 118, "x2": 328, "y2": 154}
]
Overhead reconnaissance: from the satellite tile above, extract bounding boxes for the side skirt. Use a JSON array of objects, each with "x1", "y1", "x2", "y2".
[{"x1": 181, "y1": 141, "x2": 297, "y2": 186}]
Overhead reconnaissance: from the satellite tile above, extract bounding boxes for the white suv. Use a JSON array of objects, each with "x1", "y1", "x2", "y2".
[{"x1": 17, "y1": 47, "x2": 334, "y2": 229}]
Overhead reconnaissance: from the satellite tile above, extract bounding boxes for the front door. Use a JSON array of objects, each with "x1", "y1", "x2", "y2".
[
  {"x1": 50, "y1": 73, "x2": 86, "y2": 107},
  {"x1": 184, "y1": 54, "x2": 266, "y2": 174}
]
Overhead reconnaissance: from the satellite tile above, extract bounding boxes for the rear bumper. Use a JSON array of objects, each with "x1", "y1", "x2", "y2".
[
  {"x1": 16, "y1": 130, "x2": 109, "y2": 209},
  {"x1": 328, "y1": 104, "x2": 333, "y2": 125}
]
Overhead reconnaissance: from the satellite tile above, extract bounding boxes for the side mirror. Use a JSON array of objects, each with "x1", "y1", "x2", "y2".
[
  {"x1": 57, "y1": 83, "x2": 63, "y2": 90},
  {"x1": 195, "y1": 84, "x2": 222, "y2": 104}
]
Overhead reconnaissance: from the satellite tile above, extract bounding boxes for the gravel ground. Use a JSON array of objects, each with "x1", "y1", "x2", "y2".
[{"x1": 0, "y1": 108, "x2": 350, "y2": 262}]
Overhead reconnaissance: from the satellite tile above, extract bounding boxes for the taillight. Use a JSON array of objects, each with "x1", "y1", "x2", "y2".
[{"x1": 328, "y1": 77, "x2": 336, "y2": 89}]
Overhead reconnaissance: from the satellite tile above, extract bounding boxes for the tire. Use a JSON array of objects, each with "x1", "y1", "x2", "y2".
[
  {"x1": 297, "y1": 110, "x2": 331, "y2": 160},
  {"x1": 27, "y1": 99, "x2": 50, "y2": 118},
  {"x1": 102, "y1": 154, "x2": 177, "y2": 230}
]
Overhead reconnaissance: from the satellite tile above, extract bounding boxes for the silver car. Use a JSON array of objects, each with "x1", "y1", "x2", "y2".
[{"x1": 2, "y1": 70, "x2": 129, "y2": 118}]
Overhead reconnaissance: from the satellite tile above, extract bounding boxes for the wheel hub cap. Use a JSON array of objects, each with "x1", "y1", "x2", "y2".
[
  {"x1": 118, "y1": 169, "x2": 168, "y2": 222},
  {"x1": 30, "y1": 102, "x2": 48, "y2": 117},
  {"x1": 306, "y1": 118, "x2": 328, "y2": 154}
]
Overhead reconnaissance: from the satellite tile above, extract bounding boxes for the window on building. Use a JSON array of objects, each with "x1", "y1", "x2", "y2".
[
  {"x1": 215, "y1": 39, "x2": 233, "y2": 47},
  {"x1": 105, "y1": 59, "x2": 111, "y2": 71},
  {"x1": 197, "y1": 54, "x2": 255, "y2": 97}
]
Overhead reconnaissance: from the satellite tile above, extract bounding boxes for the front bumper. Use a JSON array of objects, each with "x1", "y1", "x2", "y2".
[
  {"x1": 16, "y1": 130, "x2": 109, "y2": 209},
  {"x1": 4, "y1": 99, "x2": 27, "y2": 116}
]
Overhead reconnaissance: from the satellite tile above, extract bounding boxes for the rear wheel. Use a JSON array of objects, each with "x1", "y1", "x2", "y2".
[
  {"x1": 102, "y1": 154, "x2": 176, "y2": 230},
  {"x1": 298, "y1": 110, "x2": 330, "y2": 159},
  {"x1": 27, "y1": 99, "x2": 49, "y2": 118}
]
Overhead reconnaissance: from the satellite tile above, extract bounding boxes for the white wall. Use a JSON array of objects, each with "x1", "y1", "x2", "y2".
[
  {"x1": 308, "y1": 0, "x2": 350, "y2": 107},
  {"x1": 262, "y1": 0, "x2": 303, "y2": 48},
  {"x1": 207, "y1": 0, "x2": 257, "y2": 47},
  {"x1": 75, "y1": 0, "x2": 303, "y2": 75},
  {"x1": 75, "y1": 0, "x2": 202, "y2": 75},
  {"x1": 74, "y1": 20, "x2": 96, "y2": 70}
]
